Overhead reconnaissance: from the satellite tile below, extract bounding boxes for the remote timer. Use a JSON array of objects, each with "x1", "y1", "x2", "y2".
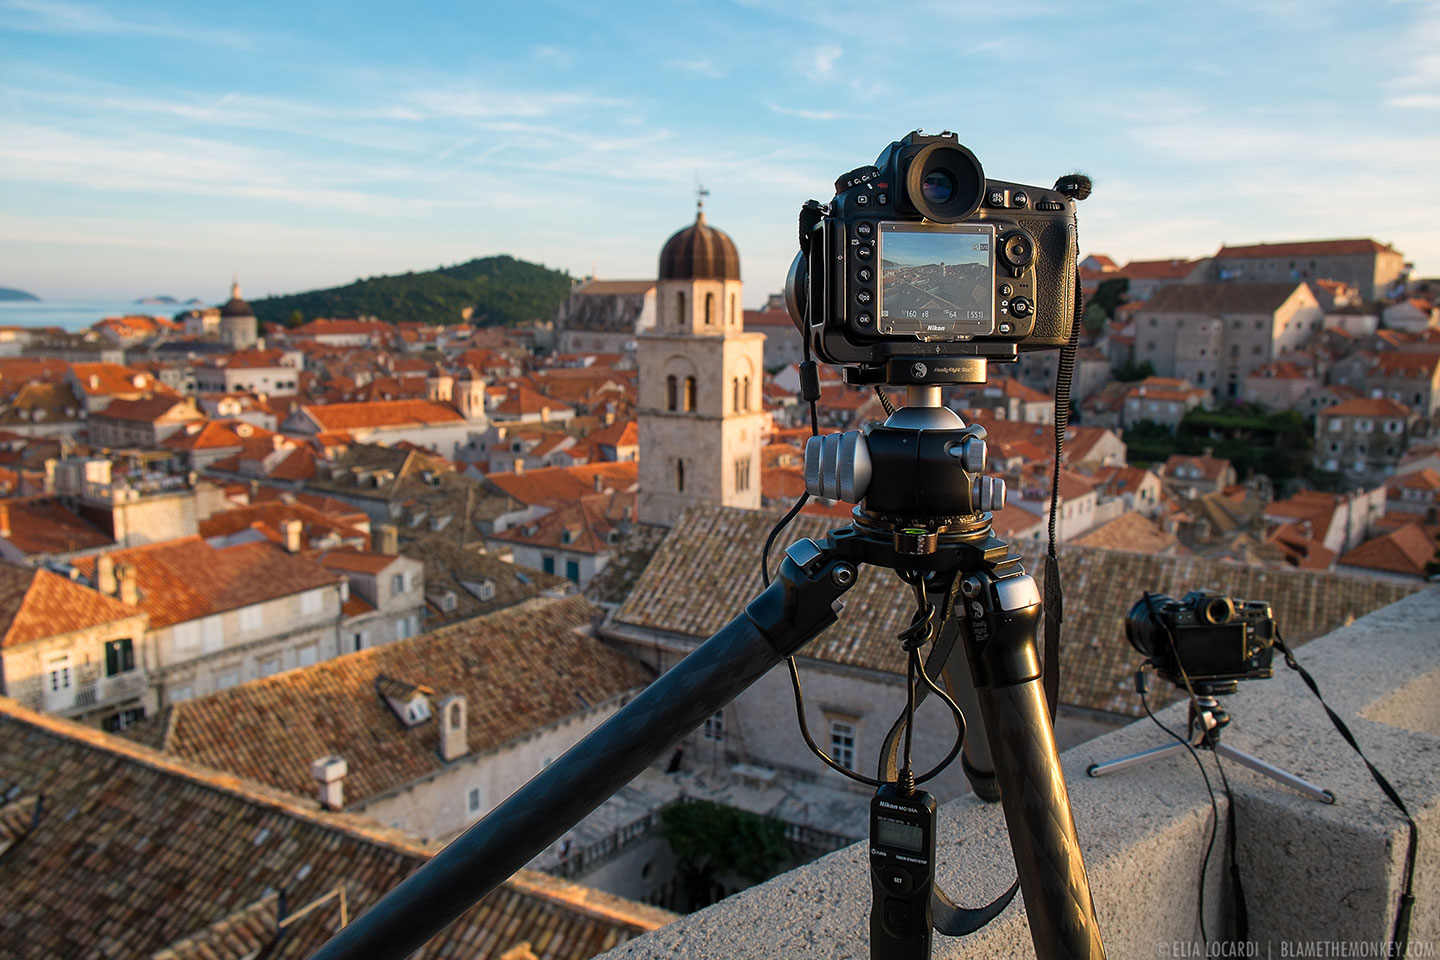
[{"x1": 869, "y1": 783, "x2": 937, "y2": 959}]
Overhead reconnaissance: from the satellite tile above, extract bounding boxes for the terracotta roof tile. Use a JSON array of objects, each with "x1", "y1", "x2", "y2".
[
  {"x1": 1216, "y1": 238, "x2": 1396, "y2": 258},
  {"x1": 1338, "y1": 523, "x2": 1439, "y2": 578},
  {"x1": 0, "y1": 497, "x2": 112, "y2": 556},
  {"x1": 140, "y1": 597, "x2": 649, "y2": 805},
  {"x1": 300, "y1": 400, "x2": 465, "y2": 431},
  {"x1": 485, "y1": 462, "x2": 638, "y2": 507},
  {"x1": 1073, "y1": 512, "x2": 1180, "y2": 554},
  {"x1": 0, "y1": 699, "x2": 670, "y2": 959},
  {"x1": 1323, "y1": 397, "x2": 1415, "y2": 418},
  {"x1": 615, "y1": 505, "x2": 1416, "y2": 716},
  {"x1": 73, "y1": 538, "x2": 341, "y2": 628},
  {"x1": 0, "y1": 563, "x2": 144, "y2": 647}
]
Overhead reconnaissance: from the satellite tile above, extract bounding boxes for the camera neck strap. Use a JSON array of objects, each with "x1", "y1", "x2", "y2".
[
  {"x1": 1041, "y1": 213, "x2": 1084, "y2": 724},
  {"x1": 1273, "y1": 632, "x2": 1418, "y2": 950}
]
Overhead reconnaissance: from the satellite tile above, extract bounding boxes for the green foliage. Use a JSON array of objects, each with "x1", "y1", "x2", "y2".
[
  {"x1": 249, "y1": 255, "x2": 572, "y2": 327},
  {"x1": 1122, "y1": 419, "x2": 1179, "y2": 467},
  {"x1": 1113, "y1": 360, "x2": 1155, "y2": 382},
  {"x1": 660, "y1": 799, "x2": 793, "y2": 911},
  {"x1": 1089, "y1": 277, "x2": 1129, "y2": 319},
  {"x1": 1082, "y1": 303, "x2": 1108, "y2": 334}
]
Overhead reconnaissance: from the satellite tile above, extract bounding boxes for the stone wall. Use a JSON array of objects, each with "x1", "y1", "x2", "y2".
[{"x1": 597, "y1": 585, "x2": 1440, "y2": 958}]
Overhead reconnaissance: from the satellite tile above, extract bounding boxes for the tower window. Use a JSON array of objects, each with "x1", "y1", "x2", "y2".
[
  {"x1": 684, "y1": 376, "x2": 696, "y2": 412},
  {"x1": 676, "y1": 459, "x2": 685, "y2": 493},
  {"x1": 705, "y1": 292, "x2": 714, "y2": 325},
  {"x1": 666, "y1": 375, "x2": 678, "y2": 411},
  {"x1": 732, "y1": 377, "x2": 740, "y2": 412},
  {"x1": 734, "y1": 457, "x2": 751, "y2": 492},
  {"x1": 676, "y1": 291, "x2": 686, "y2": 326},
  {"x1": 730, "y1": 294, "x2": 737, "y2": 325},
  {"x1": 742, "y1": 376, "x2": 750, "y2": 411}
]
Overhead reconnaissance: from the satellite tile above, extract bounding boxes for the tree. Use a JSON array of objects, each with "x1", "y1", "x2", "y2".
[
  {"x1": 660, "y1": 800, "x2": 793, "y2": 911},
  {"x1": 1090, "y1": 277, "x2": 1129, "y2": 320},
  {"x1": 1114, "y1": 360, "x2": 1155, "y2": 382},
  {"x1": 1083, "y1": 303, "x2": 1108, "y2": 334}
]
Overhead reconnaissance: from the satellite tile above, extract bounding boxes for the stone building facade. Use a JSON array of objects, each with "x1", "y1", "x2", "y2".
[
  {"x1": 555, "y1": 279, "x2": 657, "y2": 355},
  {"x1": 637, "y1": 206, "x2": 764, "y2": 526},
  {"x1": 1132, "y1": 282, "x2": 1322, "y2": 399},
  {"x1": 1207, "y1": 238, "x2": 1407, "y2": 302},
  {"x1": 1314, "y1": 396, "x2": 1414, "y2": 482}
]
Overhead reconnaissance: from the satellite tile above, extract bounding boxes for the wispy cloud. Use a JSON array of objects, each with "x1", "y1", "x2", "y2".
[
  {"x1": 804, "y1": 44, "x2": 842, "y2": 82},
  {"x1": 664, "y1": 57, "x2": 725, "y2": 79},
  {"x1": 764, "y1": 102, "x2": 836, "y2": 121},
  {"x1": 0, "y1": 0, "x2": 254, "y2": 48}
]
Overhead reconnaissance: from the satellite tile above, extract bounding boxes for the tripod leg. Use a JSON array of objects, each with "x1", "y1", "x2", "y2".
[
  {"x1": 1212, "y1": 743, "x2": 1335, "y2": 804},
  {"x1": 308, "y1": 538, "x2": 859, "y2": 960},
  {"x1": 962, "y1": 566, "x2": 1106, "y2": 959},
  {"x1": 1085, "y1": 741, "x2": 1192, "y2": 777}
]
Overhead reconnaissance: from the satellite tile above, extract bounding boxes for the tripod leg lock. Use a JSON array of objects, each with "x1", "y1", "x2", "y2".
[
  {"x1": 958, "y1": 570, "x2": 1043, "y2": 690},
  {"x1": 746, "y1": 537, "x2": 859, "y2": 658}
]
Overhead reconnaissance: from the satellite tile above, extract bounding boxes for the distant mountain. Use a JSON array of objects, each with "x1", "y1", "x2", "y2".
[
  {"x1": 0, "y1": 287, "x2": 40, "y2": 302},
  {"x1": 136, "y1": 296, "x2": 179, "y2": 304},
  {"x1": 250, "y1": 255, "x2": 573, "y2": 328}
]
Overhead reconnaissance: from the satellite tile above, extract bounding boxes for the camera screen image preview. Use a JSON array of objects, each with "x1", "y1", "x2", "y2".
[{"x1": 878, "y1": 222, "x2": 995, "y2": 339}]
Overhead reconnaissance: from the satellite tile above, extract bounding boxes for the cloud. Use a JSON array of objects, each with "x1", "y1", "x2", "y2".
[
  {"x1": 764, "y1": 102, "x2": 837, "y2": 121},
  {"x1": 664, "y1": 57, "x2": 725, "y2": 79},
  {"x1": 806, "y1": 44, "x2": 842, "y2": 82},
  {"x1": 0, "y1": 0, "x2": 253, "y2": 48}
]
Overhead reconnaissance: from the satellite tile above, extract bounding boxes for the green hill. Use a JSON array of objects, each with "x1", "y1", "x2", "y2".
[{"x1": 249, "y1": 256, "x2": 572, "y2": 327}]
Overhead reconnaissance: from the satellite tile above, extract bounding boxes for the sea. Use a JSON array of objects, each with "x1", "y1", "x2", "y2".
[{"x1": 0, "y1": 299, "x2": 201, "y2": 333}]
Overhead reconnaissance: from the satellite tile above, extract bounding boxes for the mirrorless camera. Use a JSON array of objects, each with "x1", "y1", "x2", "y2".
[
  {"x1": 1125, "y1": 590, "x2": 1277, "y2": 692},
  {"x1": 784, "y1": 130, "x2": 1084, "y2": 384}
]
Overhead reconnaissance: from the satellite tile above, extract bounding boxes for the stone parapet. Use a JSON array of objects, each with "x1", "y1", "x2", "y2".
[{"x1": 598, "y1": 585, "x2": 1440, "y2": 957}]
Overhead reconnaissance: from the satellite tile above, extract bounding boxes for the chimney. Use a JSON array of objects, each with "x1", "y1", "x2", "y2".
[
  {"x1": 97, "y1": 554, "x2": 117, "y2": 596},
  {"x1": 512, "y1": 459, "x2": 524, "y2": 474},
  {"x1": 593, "y1": 473, "x2": 603, "y2": 492},
  {"x1": 437, "y1": 694, "x2": 468, "y2": 762},
  {"x1": 377, "y1": 523, "x2": 398, "y2": 556},
  {"x1": 248, "y1": 478, "x2": 260, "y2": 503},
  {"x1": 281, "y1": 518, "x2": 303, "y2": 554},
  {"x1": 0, "y1": 503, "x2": 9, "y2": 538},
  {"x1": 311, "y1": 756, "x2": 347, "y2": 810},
  {"x1": 116, "y1": 562, "x2": 139, "y2": 606}
]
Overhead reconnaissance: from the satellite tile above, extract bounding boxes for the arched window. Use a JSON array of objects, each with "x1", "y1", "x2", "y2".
[
  {"x1": 676, "y1": 291, "x2": 686, "y2": 327},
  {"x1": 742, "y1": 376, "x2": 750, "y2": 411},
  {"x1": 449, "y1": 703, "x2": 462, "y2": 729},
  {"x1": 676, "y1": 459, "x2": 685, "y2": 492},
  {"x1": 705, "y1": 293, "x2": 714, "y2": 325},
  {"x1": 732, "y1": 377, "x2": 740, "y2": 412},
  {"x1": 666, "y1": 375, "x2": 678, "y2": 411},
  {"x1": 730, "y1": 294, "x2": 737, "y2": 325},
  {"x1": 684, "y1": 376, "x2": 696, "y2": 412}
]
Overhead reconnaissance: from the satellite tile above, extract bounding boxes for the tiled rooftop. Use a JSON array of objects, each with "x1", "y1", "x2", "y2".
[
  {"x1": 0, "y1": 699, "x2": 669, "y2": 959},
  {"x1": 0, "y1": 495, "x2": 112, "y2": 556},
  {"x1": 130, "y1": 596, "x2": 650, "y2": 806},
  {"x1": 0, "y1": 562, "x2": 144, "y2": 648},
  {"x1": 613, "y1": 505, "x2": 1417, "y2": 716},
  {"x1": 73, "y1": 537, "x2": 341, "y2": 628}
]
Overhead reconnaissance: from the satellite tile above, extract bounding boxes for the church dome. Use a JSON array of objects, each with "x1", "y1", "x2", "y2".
[
  {"x1": 220, "y1": 279, "x2": 254, "y2": 318},
  {"x1": 659, "y1": 209, "x2": 741, "y2": 281}
]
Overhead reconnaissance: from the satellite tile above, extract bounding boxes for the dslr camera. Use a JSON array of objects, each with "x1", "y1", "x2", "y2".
[
  {"x1": 1125, "y1": 591, "x2": 1277, "y2": 692},
  {"x1": 784, "y1": 130, "x2": 1084, "y2": 384}
]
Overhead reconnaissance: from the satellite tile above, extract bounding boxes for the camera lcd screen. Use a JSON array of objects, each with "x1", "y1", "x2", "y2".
[
  {"x1": 875, "y1": 816, "x2": 924, "y2": 853},
  {"x1": 878, "y1": 222, "x2": 995, "y2": 339}
]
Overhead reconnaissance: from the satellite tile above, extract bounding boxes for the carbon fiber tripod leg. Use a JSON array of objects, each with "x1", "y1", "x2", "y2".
[{"x1": 961, "y1": 567, "x2": 1106, "y2": 959}]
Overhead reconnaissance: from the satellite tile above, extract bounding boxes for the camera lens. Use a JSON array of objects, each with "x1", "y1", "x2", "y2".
[
  {"x1": 905, "y1": 142, "x2": 984, "y2": 223},
  {"x1": 921, "y1": 170, "x2": 955, "y2": 205}
]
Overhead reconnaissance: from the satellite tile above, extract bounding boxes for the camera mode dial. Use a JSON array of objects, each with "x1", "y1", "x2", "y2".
[{"x1": 835, "y1": 166, "x2": 881, "y2": 194}]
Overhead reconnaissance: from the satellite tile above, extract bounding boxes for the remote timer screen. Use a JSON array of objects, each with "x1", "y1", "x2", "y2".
[{"x1": 875, "y1": 816, "x2": 924, "y2": 853}]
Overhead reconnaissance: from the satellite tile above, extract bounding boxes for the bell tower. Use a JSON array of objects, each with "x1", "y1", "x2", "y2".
[{"x1": 637, "y1": 193, "x2": 764, "y2": 527}]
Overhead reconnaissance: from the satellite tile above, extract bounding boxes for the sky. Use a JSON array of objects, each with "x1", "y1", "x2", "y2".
[{"x1": 1, "y1": 0, "x2": 1437, "y2": 304}]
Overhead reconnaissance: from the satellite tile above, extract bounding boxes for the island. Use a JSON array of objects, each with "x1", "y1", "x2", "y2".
[{"x1": 0, "y1": 287, "x2": 40, "y2": 302}]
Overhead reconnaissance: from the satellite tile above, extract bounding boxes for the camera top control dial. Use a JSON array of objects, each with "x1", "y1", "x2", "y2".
[{"x1": 835, "y1": 166, "x2": 881, "y2": 194}]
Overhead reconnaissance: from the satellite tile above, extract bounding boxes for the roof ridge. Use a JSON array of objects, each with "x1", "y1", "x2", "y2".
[{"x1": 0, "y1": 697, "x2": 429, "y2": 859}]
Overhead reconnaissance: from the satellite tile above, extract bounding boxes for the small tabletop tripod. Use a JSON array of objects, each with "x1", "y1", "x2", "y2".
[{"x1": 1087, "y1": 685, "x2": 1335, "y2": 804}]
